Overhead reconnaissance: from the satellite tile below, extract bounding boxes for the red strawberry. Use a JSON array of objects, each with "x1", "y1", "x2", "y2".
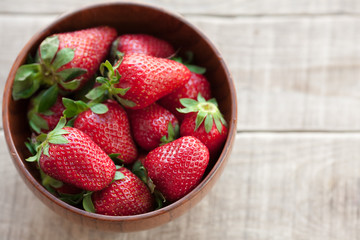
[
  {"x1": 28, "y1": 90, "x2": 66, "y2": 133},
  {"x1": 115, "y1": 34, "x2": 175, "y2": 58},
  {"x1": 178, "y1": 94, "x2": 228, "y2": 156},
  {"x1": 85, "y1": 54, "x2": 191, "y2": 109},
  {"x1": 27, "y1": 119, "x2": 116, "y2": 191},
  {"x1": 128, "y1": 103, "x2": 179, "y2": 151},
  {"x1": 91, "y1": 167, "x2": 154, "y2": 216},
  {"x1": 143, "y1": 136, "x2": 209, "y2": 202},
  {"x1": 12, "y1": 26, "x2": 117, "y2": 100},
  {"x1": 73, "y1": 100, "x2": 138, "y2": 164},
  {"x1": 158, "y1": 72, "x2": 212, "y2": 122},
  {"x1": 55, "y1": 26, "x2": 117, "y2": 88}
]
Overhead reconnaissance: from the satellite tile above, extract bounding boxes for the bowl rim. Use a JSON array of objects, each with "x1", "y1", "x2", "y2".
[{"x1": 2, "y1": 1, "x2": 237, "y2": 223}]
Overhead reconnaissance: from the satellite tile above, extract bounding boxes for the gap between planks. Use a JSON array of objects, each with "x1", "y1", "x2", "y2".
[{"x1": 4, "y1": 11, "x2": 360, "y2": 18}]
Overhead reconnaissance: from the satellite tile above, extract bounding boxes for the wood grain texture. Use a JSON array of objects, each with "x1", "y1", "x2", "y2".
[
  {"x1": 2, "y1": 133, "x2": 360, "y2": 239},
  {"x1": 1, "y1": 0, "x2": 360, "y2": 15}
]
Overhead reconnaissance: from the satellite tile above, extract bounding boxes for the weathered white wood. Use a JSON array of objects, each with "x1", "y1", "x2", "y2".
[
  {"x1": 188, "y1": 15, "x2": 360, "y2": 131},
  {"x1": 2, "y1": 133, "x2": 360, "y2": 239},
  {"x1": 1, "y1": 0, "x2": 360, "y2": 15},
  {"x1": 2, "y1": 15, "x2": 360, "y2": 130}
]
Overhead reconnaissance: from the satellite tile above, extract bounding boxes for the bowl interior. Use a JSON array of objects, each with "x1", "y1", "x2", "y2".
[{"x1": 3, "y1": 2, "x2": 236, "y2": 231}]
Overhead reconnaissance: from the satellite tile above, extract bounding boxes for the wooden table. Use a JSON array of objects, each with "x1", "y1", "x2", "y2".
[{"x1": 1, "y1": 1, "x2": 360, "y2": 239}]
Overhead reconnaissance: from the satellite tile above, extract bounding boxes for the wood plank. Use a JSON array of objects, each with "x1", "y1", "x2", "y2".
[
  {"x1": 2, "y1": 15, "x2": 360, "y2": 131},
  {"x1": 1, "y1": 0, "x2": 360, "y2": 15},
  {"x1": 2, "y1": 132, "x2": 360, "y2": 239},
  {"x1": 189, "y1": 15, "x2": 360, "y2": 131}
]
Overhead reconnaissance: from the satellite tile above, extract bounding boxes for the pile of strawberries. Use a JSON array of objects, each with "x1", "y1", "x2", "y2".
[{"x1": 13, "y1": 26, "x2": 228, "y2": 216}]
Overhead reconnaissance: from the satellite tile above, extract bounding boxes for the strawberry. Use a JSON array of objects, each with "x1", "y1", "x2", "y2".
[
  {"x1": 158, "y1": 72, "x2": 212, "y2": 122},
  {"x1": 88, "y1": 167, "x2": 154, "y2": 216},
  {"x1": 26, "y1": 118, "x2": 116, "y2": 191},
  {"x1": 85, "y1": 54, "x2": 191, "y2": 109},
  {"x1": 12, "y1": 26, "x2": 117, "y2": 100},
  {"x1": 28, "y1": 87, "x2": 66, "y2": 133},
  {"x1": 143, "y1": 136, "x2": 209, "y2": 202},
  {"x1": 178, "y1": 94, "x2": 228, "y2": 156},
  {"x1": 114, "y1": 34, "x2": 175, "y2": 58},
  {"x1": 72, "y1": 100, "x2": 138, "y2": 164},
  {"x1": 128, "y1": 103, "x2": 179, "y2": 151}
]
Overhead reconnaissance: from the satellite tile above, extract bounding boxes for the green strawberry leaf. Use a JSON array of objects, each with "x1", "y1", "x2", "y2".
[
  {"x1": 14, "y1": 63, "x2": 41, "y2": 82},
  {"x1": 52, "y1": 48, "x2": 75, "y2": 70},
  {"x1": 184, "y1": 51, "x2": 194, "y2": 64},
  {"x1": 110, "y1": 38, "x2": 125, "y2": 64},
  {"x1": 12, "y1": 63, "x2": 42, "y2": 100},
  {"x1": 48, "y1": 135, "x2": 69, "y2": 145},
  {"x1": 114, "y1": 171, "x2": 125, "y2": 181},
  {"x1": 132, "y1": 160, "x2": 156, "y2": 193},
  {"x1": 43, "y1": 143, "x2": 50, "y2": 156},
  {"x1": 62, "y1": 98, "x2": 89, "y2": 118},
  {"x1": 57, "y1": 68, "x2": 87, "y2": 82},
  {"x1": 109, "y1": 153, "x2": 120, "y2": 160},
  {"x1": 176, "y1": 107, "x2": 195, "y2": 114},
  {"x1": 179, "y1": 98, "x2": 198, "y2": 108},
  {"x1": 26, "y1": 147, "x2": 42, "y2": 162},
  {"x1": 36, "y1": 133, "x2": 48, "y2": 143},
  {"x1": 85, "y1": 86, "x2": 107, "y2": 101},
  {"x1": 100, "y1": 60, "x2": 114, "y2": 77},
  {"x1": 37, "y1": 85, "x2": 59, "y2": 113},
  {"x1": 28, "y1": 112, "x2": 49, "y2": 133},
  {"x1": 63, "y1": 97, "x2": 108, "y2": 118},
  {"x1": 83, "y1": 192, "x2": 95, "y2": 213},
  {"x1": 195, "y1": 111, "x2": 207, "y2": 131},
  {"x1": 41, "y1": 172, "x2": 63, "y2": 189},
  {"x1": 51, "y1": 129, "x2": 69, "y2": 136},
  {"x1": 39, "y1": 36, "x2": 59, "y2": 64},
  {"x1": 26, "y1": 155, "x2": 39, "y2": 162},
  {"x1": 114, "y1": 95, "x2": 136, "y2": 108},
  {"x1": 154, "y1": 190, "x2": 166, "y2": 210},
  {"x1": 25, "y1": 141, "x2": 37, "y2": 156},
  {"x1": 108, "y1": 153, "x2": 124, "y2": 165},
  {"x1": 204, "y1": 113, "x2": 214, "y2": 133},
  {"x1": 197, "y1": 93, "x2": 206, "y2": 103},
  {"x1": 59, "y1": 191, "x2": 86, "y2": 206},
  {"x1": 185, "y1": 64, "x2": 206, "y2": 74},
  {"x1": 160, "y1": 122, "x2": 179, "y2": 145},
  {"x1": 62, "y1": 98, "x2": 78, "y2": 118},
  {"x1": 40, "y1": 110, "x2": 54, "y2": 116},
  {"x1": 132, "y1": 160, "x2": 148, "y2": 184},
  {"x1": 90, "y1": 103, "x2": 108, "y2": 114},
  {"x1": 53, "y1": 116, "x2": 67, "y2": 131},
  {"x1": 66, "y1": 117, "x2": 76, "y2": 127},
  {"x1": 58, "y1": 78, "x2": 81, "y2": 91},
  {"x1": 95, "y1": 76, "x2": 108, "y2": 85},
  {"x1": 112, "y1": 87, "x2": 130, "y2": 96},
  {"x1": 213, "y1": 113, "x2": 223, "y2": 133},
  {"x1": 172, "y1": 51, "x2": 206, "y2": 74}
]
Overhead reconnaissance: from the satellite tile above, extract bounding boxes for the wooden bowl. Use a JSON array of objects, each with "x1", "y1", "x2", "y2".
[{"x1": 2, "y1": 2, "x2": 237, "y2": 232}]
